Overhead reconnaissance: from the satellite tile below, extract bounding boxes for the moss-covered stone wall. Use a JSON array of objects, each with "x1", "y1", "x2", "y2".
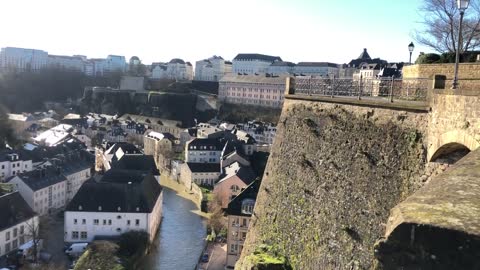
[{"x1": 237, "y1": 99, "x2": 433, "y2": 269}]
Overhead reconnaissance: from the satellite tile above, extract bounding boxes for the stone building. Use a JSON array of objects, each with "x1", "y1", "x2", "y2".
[
  {"x1": 232, "y1": 53, "x2": 282, "y2": 75},
  {"x1": 218, "y1": 74, "x2": 289, "y2": 108},
  {"x1": 226, "y1": 180, "x2": 259, "y2": 268}
]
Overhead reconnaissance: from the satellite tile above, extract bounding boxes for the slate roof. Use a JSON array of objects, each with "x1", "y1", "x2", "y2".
[
  {"x1": 226, "y1": 180, "x2": 259, "y2": 216},
  {"x1": 233, "y1": 53, "x2": 282, "y2": 62},
  {"x1": 296, "y1": 62, "x2": 338, "y2": 68},
  {"x1": 105, "y1": 142, "x2": 142, "y2": 155},
  {"x1": 187, "y1": 138, "x2": 226, "y2": 151},
  {"x1": 270, "y1": 61, "x2": 296, "y2": 67},
  {"x1": 169, "y1": 58, "x2": 186, "y2": 64},
  {"x1": 0, "y1": 150, "x2": 30, "y2": 162},
  {"x1": 186, "y1": 163, "x2": 221, "y2": 173},
  {"x1": 66, "y1": 171, "x2": 162, "y2": 213},
  {"x1": 358, "y1": 48, "x2": 372, "y2": 60},
  {"x1": 11, "y1": 167, "x2": 67, "y2": 191},
  {"x1": 218, "y1": 162, "x2": 256, "y2": 185},
  {"x1": 0, "y1": 192, "x2": 36, "y2": 232},
  {"x1": 112, "y1": 155, "x2": 160, "y2": 175}
]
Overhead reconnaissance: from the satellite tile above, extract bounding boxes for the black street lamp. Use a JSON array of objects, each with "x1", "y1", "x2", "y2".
[
  {"x1": 408, "y1": 42, "x2": 415, "y2": 64},
  {"x1": 453, "y1": 0, "x2": 470, "y2": 89}
]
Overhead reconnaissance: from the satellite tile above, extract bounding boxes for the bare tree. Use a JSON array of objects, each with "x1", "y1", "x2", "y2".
[
  {"x1": 414, "y1": 0, "x2": 480, "y2": 53},
  {"x1": 23, "y1": 216, "x2": 41, "y2": 264}
]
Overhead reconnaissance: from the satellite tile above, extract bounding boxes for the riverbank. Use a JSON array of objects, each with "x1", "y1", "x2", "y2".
[
  {"x1": 160, "y1": 175, "x2": 209, "y2": 219},
  {"x1": 141, "y1": 181, "x2": 207, "y2": 269}
]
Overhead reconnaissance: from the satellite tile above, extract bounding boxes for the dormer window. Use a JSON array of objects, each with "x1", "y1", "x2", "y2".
[
  {"x1": 78, "y1": 205, "x2": 83, "y2": 211},
  {"x1": 230, "y1": 185, "x2": 240, "y2": 192},
  {"x1": 136, "y1": 207, "x2": 140, "y2": 212},
  {"x1": 241, "y1": 199, "x2": 255, "y2": 214},
  {"x1": 98, "y1": 206, "x2": 102, "y2": 211},
  {"x1": 117, "y1": 207, "x2": 121, "y2": 211}
]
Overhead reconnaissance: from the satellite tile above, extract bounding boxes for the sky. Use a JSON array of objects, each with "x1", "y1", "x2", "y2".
[{"x1": 0, "y1": 0, "x2": 433, "y2": 65}]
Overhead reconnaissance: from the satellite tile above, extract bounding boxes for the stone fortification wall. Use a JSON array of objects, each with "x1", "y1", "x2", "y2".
[
  {"x1": 237, "y1": 99, "x2": 433, "y2": 269},
  {"x1": 403, "y1": 63, "x2": 480, "y2": 92}
]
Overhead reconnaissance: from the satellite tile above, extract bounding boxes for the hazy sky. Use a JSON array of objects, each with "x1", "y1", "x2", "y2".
[{"x1": 1, "y1": 0, "x2": 433, "y2": 65}]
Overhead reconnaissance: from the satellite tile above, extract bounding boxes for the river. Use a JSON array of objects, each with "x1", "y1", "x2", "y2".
[{"x1": 140, "y1": 187, "x2": 207, "y2": 270}]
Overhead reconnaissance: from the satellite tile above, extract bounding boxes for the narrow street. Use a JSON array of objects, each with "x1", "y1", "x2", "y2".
[{"x1": 41, "y1": 214, "x2": 69, "y2": 269}]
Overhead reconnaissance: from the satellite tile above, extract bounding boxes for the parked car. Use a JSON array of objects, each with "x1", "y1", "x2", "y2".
[
  {"x1": 200, "y1": 253, "x2": 209, "y2": 263},
  {"x1": 65, "y1": 243, "x2": 88, "y2": 258}
]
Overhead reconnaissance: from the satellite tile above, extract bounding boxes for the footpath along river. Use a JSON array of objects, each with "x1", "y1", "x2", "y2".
[{"x1": 140, "y1": 178, "x2": 207, "y2": 270}]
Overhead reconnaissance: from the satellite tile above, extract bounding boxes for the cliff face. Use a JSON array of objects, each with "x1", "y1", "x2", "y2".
[{"x1": 237, "y1": 99, "x2": 433, "y2": 269}]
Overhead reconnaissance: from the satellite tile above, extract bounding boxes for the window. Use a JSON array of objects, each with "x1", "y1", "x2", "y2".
[
  {"x1": 74, "y1": 219, "x2": 78, "y2": 225},
  {"x1": 5, "y1": 231, "x2": 10, "y2": 241},
  {"x1": 242, "y1": 218, "x2": 247, "y2": 227},
  {"x1": 103, "y1": 220, "x2": 106, "y2": 225},
  {"x1": 127, "y1": 220, "x2": 131, "y2": 226},
  {"x1": 80, "y1": 232, "x2": 87, "y2": 239},
  {"x1": 230, "y1": 185, "x2": 240, "y2": 192},
  {"x1": 13, "y1": 228, "x2": 17, "y2": 238},
  {"x1": 20, "y1": 225, "x2": 24, "y2": 234},
  {"x1": 116, "y1": 228, "x2": 121, "y2": 233},
  {"x1": 117, "y1": 215, "x2": 121, "y2": 219},
  {"x1": 93, "y1": 219, "x2": 99, "y2": 225},
  {"x1": 241, "y1": 199, "x2": 255, "y2": 214},
  {"x1": 12, "y1": 239, "x2": 18, "y2": 249},
  {"x1": 82, "y1": 219, "x2": 86, "y2": 225},
  {"x1": 5, "y1": 242, "x2": 11, "y2": 253},
  {"x1": 108, "y1": 220, "x2": 112, "y2": 225},
  {"x1": 135, "y1": 219, "x2": 140, "y2": 226},
  {"x1": 19, "y1": 236, "x2": 25, "y2": 245},
  {"x1": 72, "y1": 231, "x2": 79, "y2": 239}
]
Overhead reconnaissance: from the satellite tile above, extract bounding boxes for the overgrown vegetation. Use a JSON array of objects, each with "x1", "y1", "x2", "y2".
[
  {"x1": 0, "y1": 68, "x2": 122, "y2": 113},
  {"x1": 244, "y1": 244, "x2": 293, "y2": 270},
  {"x1": 415, "y1": 51, "x2": 480, "y2": 64},
  {"x1": 74, "y1": 241, "x2": 125, "y2": 270},
  {"x1": 218, "y1": 103, "x2": 281, "y2": 124},
  {"x1": 117, "y1": 231, "x2": 149, "y2": 268},
  {"x1": 0, "y1": 105, "x2": 17, "y2": 148}
]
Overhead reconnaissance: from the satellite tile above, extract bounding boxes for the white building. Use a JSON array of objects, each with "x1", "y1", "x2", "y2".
[
  {"x1": 151, "y1": 58, "x2": 193, "y2": 81},
  {"x1": 232, "y1": 53, "x2": 282, "y2": 75},
  {"x1": 0, "y1": 47, "x2": 48, "y2": 72},
  {"x1": 0, "y1": 151, "x2": 33, "y2": 182},
  {"x1": 236, "y1": 121, "x2": 277, "y2": 145},
  {"x1": 8, "y1": 158, "x2": 92, "y2": 216},
  {"x1": 218, "y1": 74, "x2": 289, "y2": 108},
  {"x1": 64, "y1": 169, "x2": 163, "y2": 243},
  {"x1": 33, "y1": 124, "x2": 74, "y2": 147},
  {"x1": 294, "y1": 62, "x2": 339, "y2": 77},
  {"x1": 0, "y1": 192, "x2": 39, "y2": 257},
  {"x1": 9, "y1": 167, "x2": 68, "y2": 216},
  {"x1": 185, "y1": 138, "x2": 226, "y2": 163},
  {"x1": 47, "y1": 55, "x2": 84, "y2": 72},
  {"x1": 181, "y1": 163, "x2": 221, "y2": 187},
  {"x1": 194, "y1": 56, "x2": 232, "y2": 81},
  {"x1": 267, "y1": 61, "x2": 295, "y2": 75}
]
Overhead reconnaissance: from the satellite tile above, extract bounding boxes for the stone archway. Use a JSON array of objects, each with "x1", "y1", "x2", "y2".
[{"x1": 428, "y1": 130, "x2": 480, "y2": 162}]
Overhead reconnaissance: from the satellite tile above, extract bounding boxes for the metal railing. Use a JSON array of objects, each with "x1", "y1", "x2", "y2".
[{"x1": 293, "y1": 77, "x2": 430, "y2": 102}]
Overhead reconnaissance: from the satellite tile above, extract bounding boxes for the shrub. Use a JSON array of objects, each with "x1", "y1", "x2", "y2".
[
  {"x1": 118, "y1": 231, "x2": 149, "y2": 257},
  {"x1": 415, "y1": 53, "x2": 441, "y2": 64}
]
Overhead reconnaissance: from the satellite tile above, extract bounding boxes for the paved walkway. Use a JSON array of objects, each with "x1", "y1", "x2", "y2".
[{"x1": 199, "y1": 243, "x2": 226, "y2": 270}]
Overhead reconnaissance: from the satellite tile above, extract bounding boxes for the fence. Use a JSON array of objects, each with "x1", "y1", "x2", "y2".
[{"x1": 293, "y1": 77, "x2": 430, "y2": 102}]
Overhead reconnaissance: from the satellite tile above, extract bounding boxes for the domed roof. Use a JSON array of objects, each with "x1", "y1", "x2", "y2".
[
  {"x1": 169, "y1": 58, "x2": 185, "y2": 64},
  {"x1": 130, "y1": 56, "x2": 140, "y2": 61}
]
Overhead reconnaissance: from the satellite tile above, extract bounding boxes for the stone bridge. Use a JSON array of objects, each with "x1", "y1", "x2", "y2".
[{"x1": 237, "y1": 78, "x2": 480, "y2": 269}]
